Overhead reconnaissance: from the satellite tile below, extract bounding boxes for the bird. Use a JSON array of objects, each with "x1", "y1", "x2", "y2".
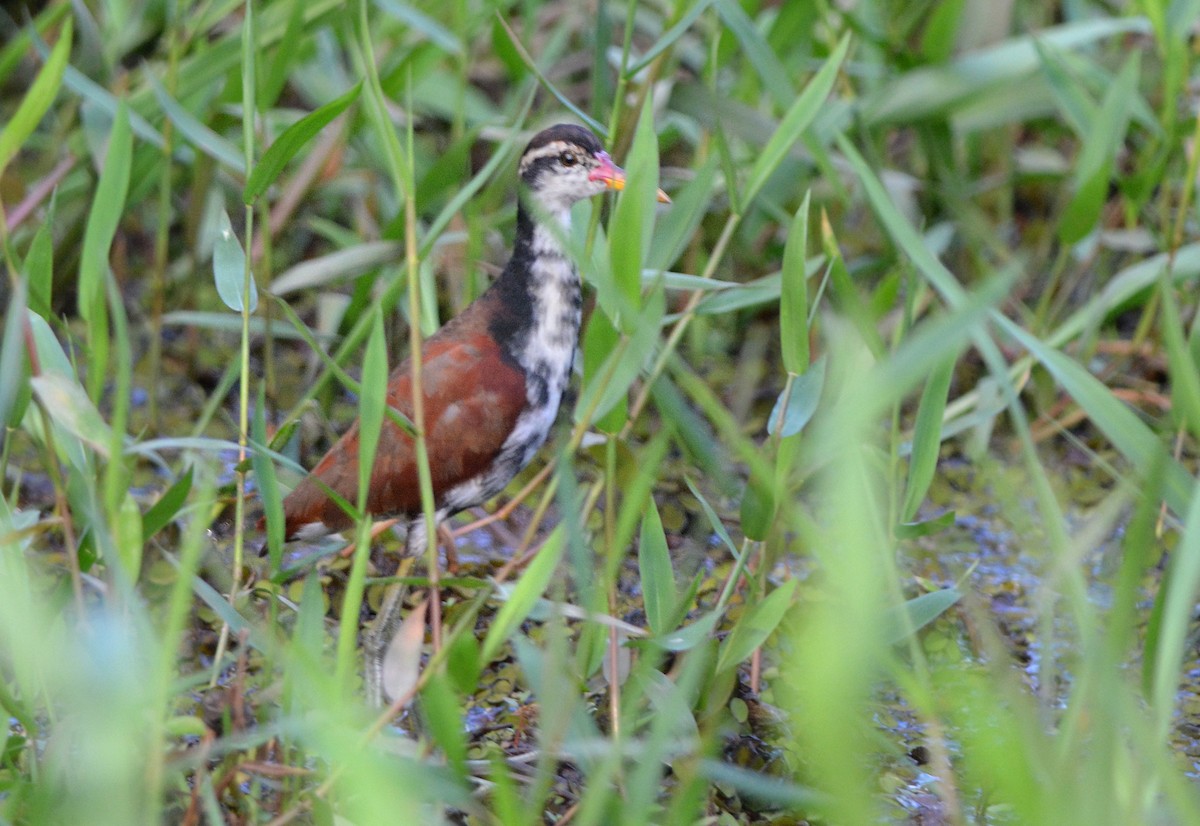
[{"x1": 276, "y1": 123, "x2": 669, "y2": 555}]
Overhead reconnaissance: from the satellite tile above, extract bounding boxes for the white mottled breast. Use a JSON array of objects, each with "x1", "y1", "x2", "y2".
[{"x1": 439, "y1": 209, "x2": 582, "y2": 515}]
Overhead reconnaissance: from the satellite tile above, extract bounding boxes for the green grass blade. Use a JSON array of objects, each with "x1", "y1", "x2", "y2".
[
  {"x1": 243, "y1": 80, "x2": 362, "y2": 204},
  {"x1": 900, "y1": 356, "x2": 955, "y2": 523},
  {"x1": 29, "y1": 374, "x2": 114, "y2": 458},
  {"x1": 1159, "y1": 277, "x2": 1200, "y2": 441},
  {"x1": 481, "y1": 528, "x2": 567, "y2": 664},
  {"x1": 140, "y1": 467, "x2": 194, "y2": 541},
  {"x1": 780, "y1": 192, "x2": 811, "y2": 374},
  {"x1": 608, "y1": 100, "x2": 659, "y2": 324},
  {"x1": 0, "y1": 16, "x2": 71, "y2": 178},
  {"x1": 625, "y1": 0, "x2": 718, "y2": 77},
  {"x1": 261, "y1": 0, "x2": 308, "y2": 107},
  {"x1": 356, "y1": 307, "x2": 388, "y2": 506},
  {"x1": 767, "y1": 354, "x2": 825, "y2": 438},
  {"x1": 79, "y1": 100, "x2": 131, "y2": 400},
  {"x1": 22, "y1": 199, "x2": 55, "y2": 318},
  {"x1": 743, "y1": 33, "x2": 849, "y2": 208},
  {"x1": 1058, "y1": 52, "x2": 1139, "y2": 243},
  {"x1": 638, "y1": 498, "x2": 676, "y2": 637},
  {"x1": 715, "y1": 579, "x2": 796, "y2": 674},
  {"x1": 0, "y1": 279, "x2": 27, "y2": 429},
  {"x1": 1000, "y1": 317, "x2": 1193, "y2": 516}
]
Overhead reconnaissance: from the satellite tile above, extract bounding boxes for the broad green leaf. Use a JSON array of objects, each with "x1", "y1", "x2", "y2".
[
  {"x1": 243, "y1": 81, "x2": 363, "y2": 203},
  {"x1": 1062, "y1": 51, "x2": 1139, "y2": 243},
  {"x1": 768, "y1": 355, "x2": 826, "y2": 438},
  {"x1": 900, "y1": 357, "x2": 956, "y2": 522},
  {"x1": 780, "y1": 193, "x2": 811, "y2": 374},
  {"x1": 0, "y1": 17, "x2": 71, "y2": 177},
  {"x1": 895, "y1": 510, "x2": 957, "y2": 539},
  {"x1": 656, "y1": 610, "x2": 719, "y2": 652},
  {"x1": 481, "y1": 527, "x2": 566, "y2": 663},
  {"x1": 698, "y1": 761, "x2": 826, "y2": 810},
  {"x1": 883, "y1": 588, "x2": 961, "y2": 644},
  {"x1": 22, "y1": 205, "x2": 54, "y2": 318},
  {"x1": 79, "y1": 101, "x2": 131, "y2": 400},
  {"x1": 581, "y1": 311, "x2": 623, "y2": 433},
  {"x1": 647, "y1": 156, "x2": 718, "y2": 272},
  {"x1": 919, "y1": 0, "x2": 964, "y2": 62},
  {"x1": 0, "y1": 279, "x2": 27, "y2": 429},
  {"x1": 30, "y1": 374, "x2": 114, "y2": 457},
  {"x1": 1160, "y1": 278, "x2": 1200, "y2": 442},
  {"x1": 420, "y1": 671, "x2": 468, "y2": 776},
  {"x1": 113, "y1": 490, "x2": 143, "y2": 579},
  {"x1": 639, "y1": 500, "x2": 676, "y2": 636},
  {"x1": 739, "y1": 474, "x2": 774, "y2": 542},
  {"x1": 608, "y1": 101, "x2": 660, "y2": 323},
  {"x1": 612, "y1": 429, "x2": 672, "y2": 575},
  {"x1": 743, "y1": 33, "x2": 849, "y2": 208},
  {"x1": 141, "y1": 467, "x2": 194, "y2": 540},
  {"x1": 716, "y1": 579, "x2": 797, "y2": 673},
  {"x1": 25, "y1": 310, "x2": 73, "y2": 379},
  {"x1": 576, "y1": 283, "x2": 665, "y2": 428},
  {"x1": 446, "y1": 627, "x2": 482, "y2": 696},
  {"x1": 213, "y1": 209, "x2": 257, "y2": 313}
]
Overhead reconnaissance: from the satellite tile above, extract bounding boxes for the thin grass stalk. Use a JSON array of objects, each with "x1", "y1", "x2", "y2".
[
  {"x1": 402, "y1": 78, "x2": 444, "y2": 652},
  {"x1": 213, "y1": 0, "x2": 258, "y2": 686}
]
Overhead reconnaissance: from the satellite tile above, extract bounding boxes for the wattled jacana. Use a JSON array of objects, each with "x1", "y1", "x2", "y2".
[{"x1": 276, "y1": 123, "x2": 669, "y2": 555}]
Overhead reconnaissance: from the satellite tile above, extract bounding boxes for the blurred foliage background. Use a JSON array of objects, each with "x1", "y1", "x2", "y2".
[{"x1": 3, "y1": 0, "x2": 1200, "y2": 823}]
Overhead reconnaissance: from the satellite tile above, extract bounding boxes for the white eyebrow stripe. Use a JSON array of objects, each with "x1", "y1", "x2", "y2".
[{"x1": 519, "y1": 141, "x2": 583, "y2": 173}]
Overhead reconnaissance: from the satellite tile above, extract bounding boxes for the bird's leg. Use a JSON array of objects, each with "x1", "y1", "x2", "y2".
[
  {"x1": 363, "y1": 523, "x2": 426, "y2": 707},
  {"x1": 438, "y1": 522, "x2": 459, "y2": 574},
  {"x1": 363, "y1": 574, "x2": 407, "y2": 708},
  {"x1": 362, "y1": 517, "x2": 450, "y2": 705}
]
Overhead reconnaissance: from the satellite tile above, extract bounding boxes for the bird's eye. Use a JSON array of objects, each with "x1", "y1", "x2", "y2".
[{"x1": 559, "y1": 151, "x2": 578, "y2": 167}]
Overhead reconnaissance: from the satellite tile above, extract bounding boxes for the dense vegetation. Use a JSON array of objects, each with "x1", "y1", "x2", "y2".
[{"x1": 3, "y1": 0, "x2": 1200, "y2": 823}]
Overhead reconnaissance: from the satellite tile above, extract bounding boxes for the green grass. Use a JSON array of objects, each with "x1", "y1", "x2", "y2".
[{"x1": 3, "y1": 0, "x2": 1200, "y2": 823}]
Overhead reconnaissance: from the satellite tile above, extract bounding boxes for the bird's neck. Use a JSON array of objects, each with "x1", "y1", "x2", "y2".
[{"x1": 489, "y1": 201, "x2": 583, "y2": 405}]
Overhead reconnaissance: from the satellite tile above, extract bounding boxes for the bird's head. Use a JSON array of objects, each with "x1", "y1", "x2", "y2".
[{"x1": 518, "y1": 123, "x2": 669, "y2": 215}]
